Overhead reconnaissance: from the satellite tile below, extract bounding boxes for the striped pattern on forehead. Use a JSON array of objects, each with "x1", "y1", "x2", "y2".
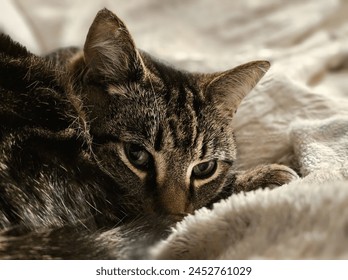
[
  {"x1": 144, "y1": 66, "x2": 204, "y2": 155},
  {"x1": 107, "y1": 82, "x2": 161, "y2": 143},
  {"x1": 164, "y1": 84, "x2": 201, "y2": 152}
]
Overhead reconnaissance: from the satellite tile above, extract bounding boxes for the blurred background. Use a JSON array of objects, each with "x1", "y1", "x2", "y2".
[{"x1": 0, "y1": 0, "x2": 347, "y2": 72}]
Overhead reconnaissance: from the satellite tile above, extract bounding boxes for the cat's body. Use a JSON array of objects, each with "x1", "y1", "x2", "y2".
[{"x1": 0, "y1": 9, "x2": 297, "y2": 259}]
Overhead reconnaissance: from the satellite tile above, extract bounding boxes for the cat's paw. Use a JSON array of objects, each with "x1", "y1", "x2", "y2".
[
  {"x1": 234, "y1": 164, "x2": 299, "y2": 193},
  {"x1": 265, "y1": 164, "x2": 299, "y2": 189}
]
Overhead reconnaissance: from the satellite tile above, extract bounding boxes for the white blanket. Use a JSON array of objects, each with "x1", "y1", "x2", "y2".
[
  {"x1": 1, "y1": 0, "x2": 348, "y2": 259},
  {"x1": 151, "y1": 115, "x2": 348, "y2": 258}
]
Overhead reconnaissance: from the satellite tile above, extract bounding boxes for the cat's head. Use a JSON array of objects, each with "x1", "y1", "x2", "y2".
[{"x1": 70, "y1": 9, "x2": 269, "y2": 218}]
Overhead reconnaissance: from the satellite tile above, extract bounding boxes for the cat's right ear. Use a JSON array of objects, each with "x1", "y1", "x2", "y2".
[{"x1": 83, "y1": 9, "x2": 144, "y2": 83}]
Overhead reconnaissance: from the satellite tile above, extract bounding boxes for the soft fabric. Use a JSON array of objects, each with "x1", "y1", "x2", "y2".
[
  {"x1": 151, "y1": 180, "x2": 348, "y2": 259},
  {"x1": 1, "y1": 0, "x2": 348, "y2": 259},
  {"x1": 150, "y1": 115, "x2": 348, "y2": 258}
]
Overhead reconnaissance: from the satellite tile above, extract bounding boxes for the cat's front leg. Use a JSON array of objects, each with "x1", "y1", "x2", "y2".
[{"x1": 234, "y1": 164, "x2": 299, "y2": 193}]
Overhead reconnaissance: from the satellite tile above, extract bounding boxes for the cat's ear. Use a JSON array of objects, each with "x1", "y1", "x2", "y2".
[
  {"x1": 204, "y1": 60, "x2": 270, "y2": 117},
  {"x1": 83, "y1": 8, "x2": 144, "y2": 83}
]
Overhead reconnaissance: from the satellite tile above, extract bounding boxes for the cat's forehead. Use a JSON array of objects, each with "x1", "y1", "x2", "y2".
[
  {"x1": 107, "y1": 82, "x2": 158, "y2": 100},
  {"x1": 105, "y1": 79, "x2": 234, "y2": 158},
  {"x1": 105, "y1": 82, "x2": 161, "y2": 139},
  {"x1": 106, "y1": 71, "x2": 199, "y2": 109}
]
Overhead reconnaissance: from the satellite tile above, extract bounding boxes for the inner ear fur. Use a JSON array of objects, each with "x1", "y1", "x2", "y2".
[
  {"x1": 204, "y1": 60, "x2": 270, "y2": 117},
  {"x1": 83, "y1": 8, "x2": 144, "y2": 83}
]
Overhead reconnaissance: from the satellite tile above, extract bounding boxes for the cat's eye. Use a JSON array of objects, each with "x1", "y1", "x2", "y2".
[
  {"x1": 125, "y1": 143, "x2": 150, "y2": 169},
  {"x1": 192, "y1": 160, "x2": 217, "y2": 179}
]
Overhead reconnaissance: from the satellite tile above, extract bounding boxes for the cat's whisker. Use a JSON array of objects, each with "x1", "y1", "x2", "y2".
[
  {"x1": 77, "y1": 219, "x2": 90, "y2": 231},
  {"x1": 85, "y1": 200, "x2": 103, "y2": 215}
]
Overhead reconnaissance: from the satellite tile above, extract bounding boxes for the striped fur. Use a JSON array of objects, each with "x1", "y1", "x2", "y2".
[{"x1": 0, "y1": 9, "x2": 297, "y2": 259}]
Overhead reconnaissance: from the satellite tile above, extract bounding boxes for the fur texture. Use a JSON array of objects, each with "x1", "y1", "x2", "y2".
[{"x1": 0, "y1": 9, "x2": 297, "y2": 259}]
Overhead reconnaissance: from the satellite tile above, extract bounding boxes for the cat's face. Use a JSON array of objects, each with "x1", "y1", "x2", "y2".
[
  {"x1": 84, "y1": 70, "x2": 239, "y2": 216},
  {"x1": 70, "y1": 9, "x2": 269, "y2": 217}
]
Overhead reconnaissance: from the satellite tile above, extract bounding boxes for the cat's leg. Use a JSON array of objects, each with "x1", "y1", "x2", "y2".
[
  {"x1": 234, "y1": 164, "x2": 299, "y2": 193},
  {"x1": 206, "y1": 164, "x2": 298, "y2": 208}
]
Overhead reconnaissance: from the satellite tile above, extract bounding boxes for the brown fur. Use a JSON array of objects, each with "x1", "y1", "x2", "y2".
[{"x1": 0, "y1": 8, "x2": 297, "y2": 259}]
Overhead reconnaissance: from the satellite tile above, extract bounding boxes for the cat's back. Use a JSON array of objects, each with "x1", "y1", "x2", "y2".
[{"x1": 0, "y1": 34, "x2": 122, "y2": 231}]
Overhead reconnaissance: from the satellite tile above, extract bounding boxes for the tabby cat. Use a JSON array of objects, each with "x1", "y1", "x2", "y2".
[{"x1": 0, "y1": 9, "x2": 297, "y2": 259}]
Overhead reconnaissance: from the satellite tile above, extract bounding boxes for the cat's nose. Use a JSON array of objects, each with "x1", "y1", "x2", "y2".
[{"x1": 158, "y1": 182, "x2": 193, "y2": 215}]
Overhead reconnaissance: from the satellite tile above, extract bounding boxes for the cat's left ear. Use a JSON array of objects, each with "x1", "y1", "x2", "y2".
[
  {"x1": 204, "y1": 60, "x2": 270, "y2": 117},
  {"x1": 83, "y1": 8, "x2": 144, "y2": 83}
]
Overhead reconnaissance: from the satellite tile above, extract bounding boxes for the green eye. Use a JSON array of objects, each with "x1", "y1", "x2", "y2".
[
  {"x1": 192, "y1": 160, "x2": 217, "y2": 179},
  {"x1": 125, "y1": 143, "x2": 150, "y2": 169}
]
